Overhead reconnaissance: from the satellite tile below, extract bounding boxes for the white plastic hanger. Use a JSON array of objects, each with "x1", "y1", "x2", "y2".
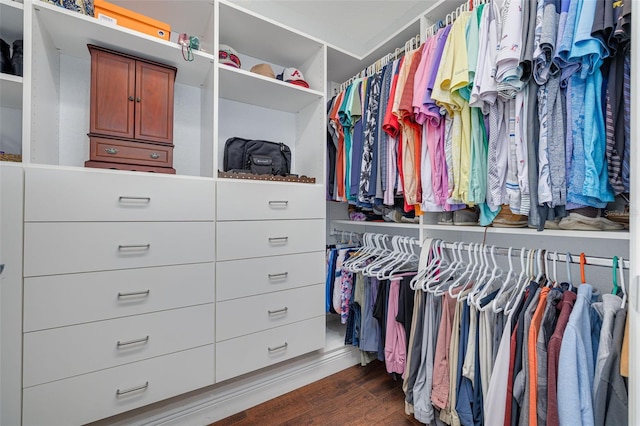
[
  {"x1": 475, "y1": 246, "x2": 504, "y2": 310},
  {"x1": 619, "y1": 257, "x2": 627, "y2": 309},
  {"x1": 504, "y1": 248, "x2": 534, "y2": 316},
  {"x1": 448, "y1": 243, "x2": 480, "y2": 298},
  {"x1": 430, "y1": 242, "x2": 464, "y2": 296},
  {"x1": 427, "y1": 241, "x2": 464, "y2": 294},
  {"x1": 415, "y1": 239, "x2": 448, "y2": 289},
  {"x1": 492, "y1": 246, "x2": 519, "y2": 313}
]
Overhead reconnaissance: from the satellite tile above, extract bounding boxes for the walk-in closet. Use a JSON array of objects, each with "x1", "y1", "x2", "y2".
[{"x1": 0, "y1": 0, "x2": 637, "y2": 425}]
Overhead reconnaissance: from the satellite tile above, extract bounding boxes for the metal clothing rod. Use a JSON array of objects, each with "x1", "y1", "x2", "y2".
[
  {"x1": 337, "y1": 33, "x2": 421, "y2": 94},
  {"x1": 436, "y1": 241, "x2": 630, "y2": 269}
]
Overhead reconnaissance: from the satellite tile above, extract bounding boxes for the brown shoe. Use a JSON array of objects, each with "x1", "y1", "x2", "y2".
[{"x1": 492, "y1": 205, "x2": 528, "y2": 228}]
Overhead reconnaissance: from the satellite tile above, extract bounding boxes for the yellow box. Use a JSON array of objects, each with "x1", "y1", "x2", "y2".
[{"x1": 93, "y1": 0, "x2": 171, "y2": 41}]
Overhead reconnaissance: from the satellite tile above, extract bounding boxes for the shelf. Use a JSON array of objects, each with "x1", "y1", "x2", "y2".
[
  {"x1": 422, "y1": 224, "x2": 631, "y2": 240},
  {"x1": 0, "y1": 0, "x2": 23, "y2": 42},
  {"x1": 0, "y1": 73, "x2": 22, "y2": 109},
  {"x1": 219, "y1": 1, "x2": 323, "y2": 70},
  {"x1": 33, "y1": 1, "x2": 215, "y2": 88},
  {"x1": 218, "y1": 65, "x2": 323, "y2": 112},
  {"x1": 332, "y1": 219, "x2": 420, "y2": 230}
]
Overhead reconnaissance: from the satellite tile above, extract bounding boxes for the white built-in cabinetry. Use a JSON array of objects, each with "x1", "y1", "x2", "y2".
[
  {"x1": 215, "y1": 180, "x2": 326, "y2": 382},
  {"x1": 21, "y1": 166, "x2": 216, "y2": 425},
  {"x1": 0, "y1": 164, "x2": 23, "y2": 426},
  {"x1": 0, "y1": 0, "x2": 331, "y2": 424}
]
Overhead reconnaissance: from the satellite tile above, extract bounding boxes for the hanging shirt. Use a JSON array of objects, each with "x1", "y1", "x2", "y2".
[
  {"x1": 547, "y1": 289, "x2": 577, "y2": 426},
  {"x1": 558, "y1": 284, "x2": 597, "y2": 426}
]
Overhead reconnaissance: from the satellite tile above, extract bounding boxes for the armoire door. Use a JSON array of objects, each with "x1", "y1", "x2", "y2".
[
  {"x1": 134, "y1": 61, "x2": 175, "y2": 144},
  {"x1": 89, "y1": 47, "x2": 136, "y2": 140}
]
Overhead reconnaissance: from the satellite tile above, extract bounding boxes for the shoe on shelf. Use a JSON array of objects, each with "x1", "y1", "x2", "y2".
[
  {"x1": 453, "y1": 207, "x2": 479, "y2": 226},
  {"x1": 383, "y1": 207, "x2": 403, "y2": 223},
  {"x1": 437, "y1": 211, "x2": 453, "y2": 225},
  {"x1": 558, "y1": 207, "x2": 624, "y2": 231},
  {"x1": 492, "y1": 205, "x2": 527, "y2": 228},
  {"x1": 400, "y1": 215, "x2": 420, "y2": 224}
]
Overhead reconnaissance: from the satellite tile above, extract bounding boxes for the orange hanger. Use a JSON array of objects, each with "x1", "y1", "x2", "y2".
[{"x1": 580, "y1": 253, "x2": 587, "y2": 284}]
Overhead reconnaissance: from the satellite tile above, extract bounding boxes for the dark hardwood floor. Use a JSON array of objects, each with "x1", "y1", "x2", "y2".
[{"x1": 210, "y1": 360, "x2": 423, "y2": 426}]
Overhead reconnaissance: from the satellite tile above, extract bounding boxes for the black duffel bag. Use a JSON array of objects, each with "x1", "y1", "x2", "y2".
[{"x1": 223, "y1": 137, "x2": 292, "y2": 176}]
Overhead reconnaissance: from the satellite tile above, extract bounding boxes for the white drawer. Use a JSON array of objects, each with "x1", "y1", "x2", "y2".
[
  {"x1": 24, "y1": 263, "x2": 214, "y2": 332},
  {"x1": 22, "y1": 344, "x2": 214, "y2": 426},
  {"x1": 216, "y1": 316, "x2": 325, "y2": 382},
  {"x1": 24, "y1": 304, "x2": 214, "y2": 387},
  {"x1": 216, "y1": 284, "x2": 324, "y2": 341},
  {"x1": 217, "y1": 252, "x2": 324, "y2": 301},
  {"x1": 216, "y1": 180, "x2": 325, "y2": 221},
  {"x1": 216, "y1": 219, "x2": 324, "y2": 261},
  {"x1": 24, "y1": 165, "x2": 215, "y2": 222},
  {"x1": 24, "y1": 221, "x2": 215, "y2": 277}
]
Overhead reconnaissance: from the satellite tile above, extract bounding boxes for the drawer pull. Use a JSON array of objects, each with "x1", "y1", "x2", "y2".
[
  {"x1": 118, "y1": 196, "x2": 151, "y2": 203},
  {"x1": 117, "y1": 335, "x2": 150, "y2": 348},
  {"x1": 116, "y1": 381, "x2": 149, "y2": 396},
  {"x1": 118, "y1": 244, "x2": 151, "y2": 251},
  {"x1": 268, "y1": 342, "x2": 288, "y2": 352},
  {"x1": 268, "y1": 200, "x2": 289, "y2": 207},
  {"x1": 268, "y1": 272, "x2": 288, "y2": 280},
  {"x1": 0, "y1": 264, "x2": 4, "y2": 275},
  {"x1": 268, "y1": 237, "x2": 288, "y2": 243},
  {"x1": 268, "y1": 307, "x2": 288, "y2": 315},
  {"x1": 149, "y1": 152, "x2": 160, "y2": 159},
  {"x1": 118, "y1": 289, "x2": 150, "y2": 298},
  {"x1": 105, "y1": 147, "x2": 119, "y2": 155}
]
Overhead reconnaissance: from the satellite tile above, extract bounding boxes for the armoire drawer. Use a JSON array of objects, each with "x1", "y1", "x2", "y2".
[
  {"x1": 216, "y1": 316, "x2": 325, "y2": 382},
  {"x1": 216, "y1": 180, "x2": 325, "y2": 221},
  {"x1": 89, "y1": 136, "x2": 174, "y2": 168},
  {"x1": 24, "y1": 263, "x2": 215, "y2": 332},
  {"x1": 23, "y1": 304, "x2": 214, "y2": 387},
  {"x1": 216, "y1": 219, "x2": 324, "y2": 261},
  {"x1": 216, "y1": 251, "x2": 324, "y2": 301},
  {"x1": 22, "y1": 344, "x2": 214, "y2": 426},
  {"x1": 216, "y1": 284, "x2": 324, "y2": 341},
  {"x1": 24, "y1": 221, "x2": 215, "y2": 277},
  {"x1": 24, "y1": 165, "x2": 215, "y2": 222}
]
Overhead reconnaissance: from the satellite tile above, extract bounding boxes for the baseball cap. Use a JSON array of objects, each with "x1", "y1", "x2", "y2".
[
  {"x1": 276, "y1": 67, "x2": 309, "y2": 88},
  {"x1": 219, "y1": 44, "x2": 241, "y2": 68},
  {"x1": 250, "y1": 63, "x2": 276, "y2": 79}
]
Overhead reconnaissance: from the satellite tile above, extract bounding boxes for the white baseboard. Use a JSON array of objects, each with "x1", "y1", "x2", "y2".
[{"x1": 95, "y1": 346, "x2": 360, "y2": 426}]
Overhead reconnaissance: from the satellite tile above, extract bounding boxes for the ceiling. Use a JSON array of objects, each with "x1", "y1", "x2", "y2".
[{"x1": 229, "y1": 0, "x2": 448, "y2": 84}]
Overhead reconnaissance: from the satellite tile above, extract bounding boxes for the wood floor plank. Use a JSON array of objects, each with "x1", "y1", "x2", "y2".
[{"x1": 209, "y1": 361, "x2": 414, "y2": 426}]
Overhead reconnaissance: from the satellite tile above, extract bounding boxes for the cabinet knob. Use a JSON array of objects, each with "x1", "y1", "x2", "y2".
[
  {"x1": 136, "y1": 97, "x2": 141, "y2": 102},
  {"x1": 149, "y1": 152, "x2": 160, "y2": 159},
  {"x1": 105, "y1": 147, "x2": 118, "y2": 155},
  {"x1": 128, "y1": 96, "x2": 134, "y2": 101}
]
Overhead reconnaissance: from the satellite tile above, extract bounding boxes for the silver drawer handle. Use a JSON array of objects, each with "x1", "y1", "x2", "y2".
[
  {"x1": 0, "y1": 264, "x2": 4, "y2": 275},
  {"x1": 117, "y1": 289, "x2": 150, "y2": 298},
  {"x1": 117, "y1": 335, "x2": 149, "y2": 347},
  {"x1": 116, "y1": 381, "x2": 149, "y2": 396},
  {"x1": 268, "y1": 272, "x2": 288, "y2": 280},
  {"x1": 268, "y1": 200, "x2": 289, "y2": 206},
  {"x1": 268, "y1": 342, "x2": 288, "y2": 352},
  {"x1": 105, "y1": 147, "x2": 118, "y2": 155},
  {"x1": 119, "y1": 196, "x2": 151, "y2": 203},
  {"x1": 149, "y1": 152, "x2": 160, "y2": 159},
  {"x1": 268, "y1": 237, "x2": 288, "y2": 243},
  {"x1": 118, "y1": 244, "x2": 151, "y2": 251},
  {"x1": 268, "y1": 307, "x2": 288, "y2": 315}
]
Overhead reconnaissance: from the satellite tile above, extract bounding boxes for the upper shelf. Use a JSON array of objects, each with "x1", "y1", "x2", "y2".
[
  {"x1": 0, "y1": 0, "x2": 24, "y2": 41},
  {"x1": 218, "y1": 65, "x2": 323, "y2": 112},
  {"x1": 0, "y1": 73, "x2": 23, "y2": 109},
  {"x1": 32, "y1": 1, "x2": 215, "y2": 87},
  {"x1": 218, "y1": 0, "x2": 324, "y2": 71},
  {"x1": 423, "y1": 224, "x2": 631, "y2": 241}
]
